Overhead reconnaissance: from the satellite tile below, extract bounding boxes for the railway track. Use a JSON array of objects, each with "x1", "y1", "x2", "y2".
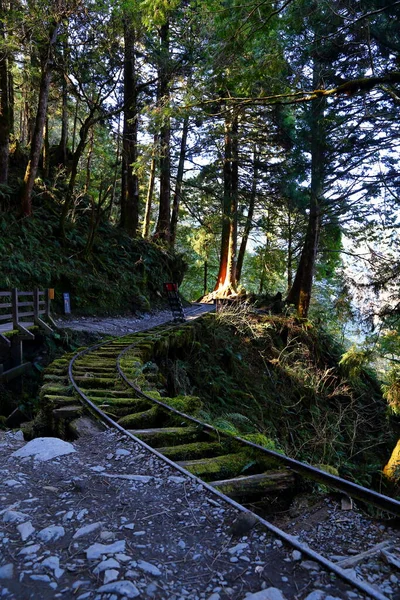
[{"x1": 42, "y1": 306, "x2": 400, "y2": 600}]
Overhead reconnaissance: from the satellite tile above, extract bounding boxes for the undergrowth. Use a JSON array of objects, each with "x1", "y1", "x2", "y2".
[
  {"x1": 155, "y1": 308, "x2": 395, "y2": 489},
  {"x1": 0, "y1": 191, "x2": 186, "y2": 315}
]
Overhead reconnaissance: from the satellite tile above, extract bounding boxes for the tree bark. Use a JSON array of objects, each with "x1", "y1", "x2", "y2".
[
  {"x1": 59, "y1": 40, "x2": 69, "y2": 166},
  {"x1": 20, "y1": 23, "x2": 60, "y2": 216},
  {"x1": 43, "y1": 117, "x2": 50, "y2": 179},
  {"x1": 236, "y1": 146, "x2": 258, "y2": 284},
  {"x1": 120, "y1": 17, "x2": 139, "y2": 237},
  {"x1": 0, "y1": 0, "x2": 12, "y2": 186},
  {"x1": 142, "y1": 134, "x2": 157, "y2": 238},
  {"x1": 170, "y1": 115, "x2": 189, "y2": 247},
  {"x1": 59, "y1": 110, "x2": 95, "y2": 235},
  {"x1": 286, "y1": 62, "x2": 325, "y2": 318},
  {"x1": 154, "y1": 21, "x2": 171, "y2": 243},
  {"x1": 214, "y1": 110, "x2": 239, "y2": 294}
]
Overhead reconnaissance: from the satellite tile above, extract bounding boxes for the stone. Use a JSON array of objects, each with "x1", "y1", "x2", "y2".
[
  {"x1": 38, "y1": 525, "x2": 65, "y2": 542},
  {"x1": 17, "y1": 521, "x2": 35, "y2": 541},
  {"x1": 12, "y1": 437, "x2": 76, "y2": 461},
  {"x1": 73, "y1": 522, "x2": 103, "y2": 539},
  {"x1": 97, "y1": 580, "x2": 140, "y2": 598},
  {"x1": 136, "y1": 560, "x2": 162, "y2": 576},
  {"x1": 304, "y1": 593, "x2": 326, "y2": 600},
  {"x1": 18, "y1": 544, "x2": 41, "y2": 556},
  {"x1": 0, "y1": 564, "x2": 13, "y2": 579},
  {"x1": 228, "y1": 542, "x2": 249, "y2": 555},
  {"x1": 104, "y1": 569, "x2": 119, "y2": 584},
  {"x1": 86, "y1": 541, "x2": 126, "y2": 560},
  {"x1": 115, "y1": 449, "x2": 130, "y2": 456},
  {"x1": 292, "y1": 550, "x2": 302, "y2": 561},
  {"x1": 3, "y1": 510, "x2": 30, "y2": 523},
  {"x1": 93, "y1": 558, "x2": 120, "y2": 575},
  {"x1": 168, "y1": 476, "x2": 187, "y2": 484},
  {"x1": 243, "y1": 589, "x2": 287, "y2": 600}
]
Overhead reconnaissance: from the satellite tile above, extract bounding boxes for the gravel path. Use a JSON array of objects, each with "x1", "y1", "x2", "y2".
[
  {"x1": 0, "y1": 429, "x2": 370, "y2": 600},
  {"x1": 54, "y1": 304, "x2": 212, "y2": 337}
]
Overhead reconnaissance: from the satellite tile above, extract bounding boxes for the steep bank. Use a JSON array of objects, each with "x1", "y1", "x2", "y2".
[{"x1": 0, "y1": 198, "x2": 186, "y2": 315}]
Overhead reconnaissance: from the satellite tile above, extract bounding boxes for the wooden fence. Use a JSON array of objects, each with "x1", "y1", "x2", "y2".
[{"x1": 0, "y1": 288, "x2": 55, "y2": 381}]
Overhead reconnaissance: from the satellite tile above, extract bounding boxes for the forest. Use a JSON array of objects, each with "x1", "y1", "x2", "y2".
[{"x1": 0, "y1": 1, "x2": 400, "y2": 386}]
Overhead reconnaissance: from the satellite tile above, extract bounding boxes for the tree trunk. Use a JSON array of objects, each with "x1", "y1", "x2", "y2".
[
  {"x1": 170, "y1": 114, "x2": 189, "y2": 247},
  {"x1": 142, "y1": 134, "x2": 157, "y2": 238},
  {"x1": 236, "y1": 146, "x2": 258, "y2": 284},
  {"x1": 120, "y1": 18, "x2": 139, "y2": 237},
  {"x1": 214, "y1": 110, "x2": 239, "y2": 294},
  {"x1": 43, "y1": 117, "x2": 50, "y2": 179},
  {"x1": 72, "y1": 98, "x2": 79, "y2": 153},
  {"x1": 287, "y1": 210, "x2": 293, "y2": 292},
  {"x1": 0, "y1": 0, "x2": 12, "y2": 186},
  {"x1": 286, "y1": 63, "x2": 325, "y2": 318},
  {"x1": 154, "y1": 21, "x2": 171, "y2": 243},
  {"x1": 20, "y1": 23, "x2": 60, "y2": 216},
  {"x1": 59, "y1": 40, "x2": 69, "y2": 166},
  {"x1": 59, "y1": 110, "x2": 95, "y2": 235}
]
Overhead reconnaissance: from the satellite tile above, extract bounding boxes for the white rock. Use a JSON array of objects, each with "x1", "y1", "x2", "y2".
[
  {"x1": 115, "y1": 554, "x2": 131, "y2": 562},
  {"x1": 18, "y1": 544, "x2": 41, "y2": 555},
  {"x1": 168, "y1": 476, "x2": 186, "y2": 484},
  {"x1": 41, "y1": 556, "x2": 59, "y2": 570},
  {"x1": 12, "y1": 437, "x2": 75, "y2": 461},
  {"x1": 76, "y1": 509, "x2": 88, "y2": 521},
  {"x1": 104, "y1": 569, "x2": 119, "y2": 584},
  {"x1": 63, "y1": 511, "x2": 74, "y2": 521},
  {"x1": 4, "y1": 479, "x2": 22, "y2": 487},
  {"x1": 99, "y1": 473, "x2": 153, "y2": 483},
  {"x1": 228, "y1": 542, "x2": 249, "y2": 555},
  {"x1": 123, "y1": 523, "x2": 135, "y2": 530},
  {"x1": 304, "y1": 593, "x2": 326, "y2": 600},
  {"x1": 243, "y1": 589, "x2": 287, "y2": 600},
  {"x1": 73, "y1": 522, "x2": 103, "y2": 539},
  {"x1": 30, "y1": 574, "x2": 51, "y2": 582},
  {"x1": 115, "y1": 449, "x2": 130, "y2": 456},
  {"x1": 86, "y1": 541, "x2": 125, "y2": 560},
  {"x1": 178, "y1": 540, "x2": 186, "y2": 550},
  {"x1": 136, "y1": 560, "x2": 161, "y2": 576},
  {"x1": 93, "y1": 558, "x2": 120, "y2": 575},
  {"x1": 3, "y1": 510, "x2": 30, "y2": 523},
  {"x1": 292, "y1": 550, "x2": 302, "y2": 561},
  {"x1": 207, "y1": 594, "x2": 220, "y2": 600},
  {"x1": 97, "y1": 580, "x2": 139, "y2": 598},
  {"x1": 38, "y1": 525, "x2": 65, "y2": 542},
  {"x1": 90, "y1": 466, "x2": 106, "y2": 472},
  {"x1": 17, "y1": 521, "x2": 35, "y2": 541},
  {"x1": 0, "y1": 564, "x2": 13, "y2": 579}
]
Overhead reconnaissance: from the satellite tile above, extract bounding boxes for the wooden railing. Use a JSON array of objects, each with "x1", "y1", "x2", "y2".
[{"x1": 0, "y1": 288, "x2": 54, "y2": 347}]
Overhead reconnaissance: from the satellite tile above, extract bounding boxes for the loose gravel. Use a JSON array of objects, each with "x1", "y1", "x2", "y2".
[{"x1": 0, "y1": 428, "x2": 378, "y2": 600}]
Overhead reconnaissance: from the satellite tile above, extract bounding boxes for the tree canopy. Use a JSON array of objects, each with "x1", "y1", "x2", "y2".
[{"x1": 1, "y1": 0, "x2": 399, "y2": 324}]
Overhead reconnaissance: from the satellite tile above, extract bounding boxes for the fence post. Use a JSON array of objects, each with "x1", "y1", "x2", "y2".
[
  {"x1": 33, "y1": 288, "x2": 40, "y2": 325},
  {"x1": 11, "y1": 288, "x2": 19, "y2": 330}
]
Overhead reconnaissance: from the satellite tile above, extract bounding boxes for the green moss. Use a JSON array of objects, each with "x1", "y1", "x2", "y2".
[
  {"x1": 158, "y1": 440, "x2": 228, "y2": 460},
  {"x1": 117, "y1": 406, "x2": 160, "y2": 428}
]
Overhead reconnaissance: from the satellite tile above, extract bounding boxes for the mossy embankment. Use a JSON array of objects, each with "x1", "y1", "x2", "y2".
[
  {"x1": 121, "y1": 310, "x2": 396, "y2": 490},
  {"x1": 0, "y1": 194, "x2": 186, "y2": 315}
]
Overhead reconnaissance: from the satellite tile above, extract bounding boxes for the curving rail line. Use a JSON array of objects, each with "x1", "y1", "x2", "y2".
[{"x1": 66, "y1": 307, "x2": 399, "y2": 600}]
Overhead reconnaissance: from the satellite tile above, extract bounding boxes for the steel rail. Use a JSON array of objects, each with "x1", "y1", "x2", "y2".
[
  {"x1": 67, "y1": 311, "x2": 396, "y2": 600},
  {"x1": 117, "y1": 343, "x2": 400, "y2": 518}
]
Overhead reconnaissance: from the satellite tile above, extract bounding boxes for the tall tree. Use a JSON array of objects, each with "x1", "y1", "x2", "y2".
[
  {"x1": 120, "y1": 13, "x2": 140, "y2": 237},
  {"x1": 0, "y1": 0, "x2": 13, "y2": 186}
]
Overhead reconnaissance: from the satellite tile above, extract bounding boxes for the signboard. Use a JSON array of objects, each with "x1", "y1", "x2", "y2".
[
  {"x1": 63, "y1": 293, "x2": 71, "y2": 314},
  {"x1": 48, "y1": 288, "x2": 55, "y2": 300}
]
